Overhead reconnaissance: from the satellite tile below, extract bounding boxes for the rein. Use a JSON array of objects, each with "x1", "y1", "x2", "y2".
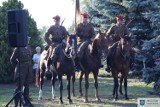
[
  {"x1": 62, "y1": 48, "x2": 73, "y2": 59},
  {"x1": 120, "y1": 49, "x2": 126, "y2": 58}
]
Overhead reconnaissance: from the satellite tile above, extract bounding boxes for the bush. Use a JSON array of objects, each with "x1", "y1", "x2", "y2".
[{"x1": 143, "y1": 65, "x2": 160, "y2": 84}]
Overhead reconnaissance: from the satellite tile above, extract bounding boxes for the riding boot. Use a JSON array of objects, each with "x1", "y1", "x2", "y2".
[
  {"x1": 105, "y1": 56, "x2": 111, "y2": 73},
  {"x1": 23, "y1": 87, "x2": 30, "y2": 107},
  {"x1": 47, "y1": 58, "x2": 53, "y2": 67},
  {"x1": 98, "y1": 58, "x2": 104, "y2": 68},
  {"x1": 13, "y1": 88, "x2": 20, "y2": 107},
  {"x1": 105, "y1": 42, "x2": 119, "y2": 72},
  {"x1": 74, "y1": 56, "x2": 80, "y2": 72},
  {"x1": 71, "y1": 57, "x2": 76, "y2": 72},
  {"x1": 105, "y1": 47, "x2": 113, "y2": 72}
]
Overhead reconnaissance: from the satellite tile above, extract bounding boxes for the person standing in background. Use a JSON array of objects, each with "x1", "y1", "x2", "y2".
[{"x1": 32, "y1": 46, "x2": 41, "y2": 79}]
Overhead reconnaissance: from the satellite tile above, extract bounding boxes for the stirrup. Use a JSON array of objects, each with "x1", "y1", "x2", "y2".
[
  {"x1": 74, "y1": 66, "x2": 80, "y2": 72},
  {"x1": 105, "y1": 66, "x2": 111, "y2": 73},
  {"x1": 99, "y1": 64, "x2": 104, "y2": 68}
]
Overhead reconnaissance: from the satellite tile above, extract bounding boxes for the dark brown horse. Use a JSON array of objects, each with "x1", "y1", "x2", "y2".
[
  {"x1": 36, "y1": 35, "x2": 76, "y2": 104},
  {"x1": 78, "y1": 31, "x2": 110, "y2": 102},
  {"x1": 111, "y1": 36, "x2": 132, "y2": 100}
]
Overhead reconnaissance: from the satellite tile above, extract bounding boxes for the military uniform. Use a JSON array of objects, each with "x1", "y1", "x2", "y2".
[
  {"x1": 10, "y1": 45, "x2": 32, "y2": 107},
  {"x1": 107, "y1": 24, "x2": 129, "y2": 43},
  {"x1": 105, "y1": 15, "x2": 130, "y2": 72},
  {"x1": 76, "y1": 22, "x2": 95, "y2": 45},
  {"x1": 76, "y1": 13, "x2": 103, "y2": 68},
  {"x1": 44, "y1": 25, "x2": 67, "y2": 46},
  {"x1": 44, "y1": 15, "x2": 68, "y2": 67}
]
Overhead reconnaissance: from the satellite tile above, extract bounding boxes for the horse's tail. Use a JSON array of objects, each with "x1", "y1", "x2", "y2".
[{"x1": 35, "y1": 62, "x2": 40, "y2": 87}]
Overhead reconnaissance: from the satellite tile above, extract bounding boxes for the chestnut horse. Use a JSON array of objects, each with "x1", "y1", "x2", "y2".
[
  {"x1": 36, "y1": 35, "x2": 76, "y2": 104},
  {"x1": 111, "y1": 36, "x2": 132, "y2": 100},
  {"x1": 78, "y1": 31, "x2": 110, "y2": 102}
]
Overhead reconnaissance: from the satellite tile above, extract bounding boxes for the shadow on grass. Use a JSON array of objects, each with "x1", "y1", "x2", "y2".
[{"x1": 0, "y1": 73, "x2": 158, "y2": 107}]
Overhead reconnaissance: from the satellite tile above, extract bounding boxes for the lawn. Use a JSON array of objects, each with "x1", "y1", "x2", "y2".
[{"x1": 0, "y1": 69, "x2": 158, "y2": 107}]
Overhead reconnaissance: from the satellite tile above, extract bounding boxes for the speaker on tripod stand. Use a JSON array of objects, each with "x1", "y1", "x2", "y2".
[{"x1": 5, "y1": 9, "x2": 33, "y2": 107}]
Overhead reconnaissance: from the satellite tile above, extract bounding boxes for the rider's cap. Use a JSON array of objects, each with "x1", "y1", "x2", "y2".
[
  {"x1": 53, "y1": 15, "x2": 60, "y2": 20},
  {"x1": 81, "y1": 13, "x2": 89, "y2": 18},
  {"x1": 116, "y1": 15, "x2": 124, "y2": 20}
]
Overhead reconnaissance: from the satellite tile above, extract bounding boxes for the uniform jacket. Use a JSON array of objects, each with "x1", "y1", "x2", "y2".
[
  {"x1": 44, "y1": 25, "x2": 68, "y2": 45},
  {"x1": 107, "y1": 24, "x2": 129, "y2": 42},
  {"x1": 10, "y1": 45, "x2": 32, "y2": 81},
  {"x1": 76, "y1": 23, "x2": 95, "y2": 42}
]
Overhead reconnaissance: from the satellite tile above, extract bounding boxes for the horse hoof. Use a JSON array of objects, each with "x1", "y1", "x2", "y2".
[
  {"x1": 79, "y1": 93, "x2": 83, "y2": 97},
  {"x1": 52, "y1": 96, "x2": 56, "y2": 100},
  {"x1": 68, "y1": 99, "x2": 73, "y2": 104},
  {"x1": 120, "y1": 92, "x2": 123, "y2": 95},
  {"x1": 125, "y1": 97, "x2": 129, "y2": 100},
  {"x1": 96, "y1": 98, "x2": 101, "y2": 102},
  {"x1": 38, "y1": 97, "x2": 42, "y2": 100},
  {"x1": 113, "y1": 98, "x2": 118, "y2": 101},
  {"x1": 59, "y1": 101, "x2": 63, "y2": 105},
  {"x1": 84, "y1": 99, "x2": 88, "y2": 103}
]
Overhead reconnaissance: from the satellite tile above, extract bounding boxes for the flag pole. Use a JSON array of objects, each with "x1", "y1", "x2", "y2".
[{"x1": 75, "y1": 0, "x2": 80, "y2": 33}]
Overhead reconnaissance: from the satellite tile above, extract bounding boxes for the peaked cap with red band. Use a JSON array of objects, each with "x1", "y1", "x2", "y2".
[
  {"x1": 53, "y1": 15, "x2": 60, "y2": 20},
  {"x1": 81, "y1": 13, "x2": 89, "y2": 18},
  {"x1": 116, "y1": 15, "x2": 124, "y2": 19}
]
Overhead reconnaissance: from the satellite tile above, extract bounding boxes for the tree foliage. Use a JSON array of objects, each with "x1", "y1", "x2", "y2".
[
  {"x1": 83, "y1": 0, "x2": 160, "y2": 86},
  {"x1": 0, "y1": 0, "x2": 43, "y2": 83}
]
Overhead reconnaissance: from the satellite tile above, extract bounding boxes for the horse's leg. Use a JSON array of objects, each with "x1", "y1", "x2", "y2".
[
  {"x1": 112, "y1": 70, "x2": 119, "y2": 100},
  {"x1": 112, "y1": 80, "x2": 116, "y2": 98},
  {"x1": 51, "y1": 72, "x2": 57, "y2": 100},
  {"x1": 112, "y1": 71, "x2": 116, "y2": 98},
  {"x1": 38, "y1": 69, "x2": 44, "y2": 100},
  {"x1": 67, "y1": 74, "x2": 72, "y2": 104},
  {"x1": 71, "y1": 73, "x2": 75, "y2": 97},
  {"x1": 124, "y1": 77, "x2": 129, "y2": 100},
  {"x1": 79, "y1": 72, "x2": 84, "y2": 96},
  {"x1": 119, "y1": 76, "x2": 123, "y2": 95},
  {"x1": 93, "y1": 71, "x2": 101, "y2": 102},
  {"x1": 58, "y1": 74, "x2": 63, "y2": 104},
  {"x1": 84, "y1": 72, "x2": 89, "y2": 103},
  {"x1": 114, "y1": 77, "x2": 119, "y2": 100}
]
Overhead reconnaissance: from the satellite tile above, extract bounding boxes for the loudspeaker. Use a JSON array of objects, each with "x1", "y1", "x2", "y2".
[{"x1": 8, "y1": 9, "x2": 27, "y2": 47}]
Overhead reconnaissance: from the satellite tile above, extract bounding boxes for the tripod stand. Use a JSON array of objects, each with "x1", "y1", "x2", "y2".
[{"x1": 5, "y1": 47, "x2": 33, "y2": 107}]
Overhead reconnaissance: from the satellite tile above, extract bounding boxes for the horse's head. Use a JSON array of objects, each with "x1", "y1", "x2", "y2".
[
  {"x1": 92, "y1": 30, "x2": 111, "y2": 56},
  {"x1": 67, "y1": 34, "x2": 77, "y2": 56},
  {"x1": 59, "y1": 35, "x2": 77, "y2": 59},
  {"x1": 119, "y1": 36, "x2": 132, "y2": 57},
  {"x1": 95, "y1": 30, "x2": 111, "y2": 49}
]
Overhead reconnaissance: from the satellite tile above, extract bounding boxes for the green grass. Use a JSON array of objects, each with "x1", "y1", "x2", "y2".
[{"x1": 0, "y1": 69, "x2": 158, "y2": 107}]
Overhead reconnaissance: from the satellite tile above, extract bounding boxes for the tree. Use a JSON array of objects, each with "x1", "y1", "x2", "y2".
[
  {"x1": 0, "y1": 0, "x2": 43, "y2": 83},
  {"x1": 84, "y1": 0, "x2": 160, "y2": 86}
]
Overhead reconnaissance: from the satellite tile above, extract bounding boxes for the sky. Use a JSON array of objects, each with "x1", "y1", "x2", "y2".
[{"x1": 0, "y1": 0, "x2": 75, "y2": 29}]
